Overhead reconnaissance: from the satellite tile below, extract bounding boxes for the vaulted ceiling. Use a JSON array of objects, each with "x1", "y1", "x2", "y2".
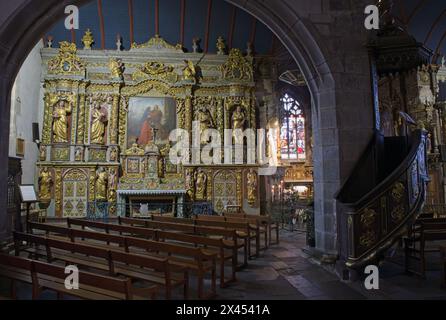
[
  {"x1": 46, "y1": 0, "x2": 279, "y2": 55},
  {"x1": 392, "y1": 0, "x2": 446, "y2": 61}
]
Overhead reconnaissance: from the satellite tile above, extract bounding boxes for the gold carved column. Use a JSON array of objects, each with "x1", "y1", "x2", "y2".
[
  {"x1": 42, "y1": 93, "x2": 53, "y2": 145},
  {"x1": 89, "y1": 168, "x2": 96, "y2": 202},
  {"x1": 110, "y1": 91, "x2": 121, "y2": 145},
  {"x1": 250, "y1": 93, "x2": 256, "y2": 129},
  {"x1": 118, "y1": 97, "x2": 128, "y2": 150},
  {"x1": 70, "y1": 93, "x2": 79, "y2": 144},
  {"x1": 54, "y1": 168, "x2": 63, "y2": 217},
  {"x1": 76, "y1": 83, "x2": 87, "y2": 145}
]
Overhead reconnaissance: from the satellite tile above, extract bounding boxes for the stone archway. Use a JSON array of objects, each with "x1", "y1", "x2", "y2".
[{"x1": 0, "y1": 0, "x2": 376, "y2": 260}]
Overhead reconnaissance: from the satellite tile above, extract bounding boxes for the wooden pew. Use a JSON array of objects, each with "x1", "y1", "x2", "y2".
[
  {"x1": 0, "y1": 253, "x2": 157, "y2": 300},
  {"x1": 193, "y1": 216, "x2": 259, "y2": 259},
  {"x1": 33, "y1": 259, "x2": 157, "y2": 300},
  {"x1": 125, "y1": 236, "x2": 217, "y2": 299},
  {"x1": 65, "y1": 218, "x2": 241, "y2": 282},
  {"x1": 224, "y1": 213, "x2": 280, "y2": 245},
  {"x1": 14, "y1": 232, "x2": 186, "y2": 299},
  {"x1": 27, "y1": 223, "x2": 216, "y2": 299},
  {"x1": 119, "y1": 216, "x2": 248, "y2": 267},
  {"x1": 224, "y1": 216, "x2": 268, "y2": 250},
  {"x1": 66, "y1": 218, "x2": 157, "y2": 240},
  {"x1": 0, "y1": 253, "x2": 36, "y2": 299},
  {"x1": 157, "y1": 230, "x2": 236, "y2": 287},
  {"x1": 404, "y1": 221, "x2": 446, "y2": 278},
  {"x1": 149, "y1": 214, "x2": 257, "y2": 259}
]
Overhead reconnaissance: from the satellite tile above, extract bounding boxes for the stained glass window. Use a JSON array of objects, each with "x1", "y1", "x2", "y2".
[{"x1": 280, "y1": 93, "x2": 306, "y2": 161}]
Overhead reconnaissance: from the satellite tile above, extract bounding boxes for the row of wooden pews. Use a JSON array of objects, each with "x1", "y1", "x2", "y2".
[
  {"x1": 0, "y1": 212, "x2": 280, "y2": 300},
  {"x1": 404, "y1": 214, "x2": 446, "y2": 279},
  {"x1": 0, "y1": 251, "x2": 159, "y2": 300}
]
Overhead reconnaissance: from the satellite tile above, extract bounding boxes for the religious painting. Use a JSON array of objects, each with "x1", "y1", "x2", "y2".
[{"x1": 127, "y1": 97, "x2": 177, "y2": 147}]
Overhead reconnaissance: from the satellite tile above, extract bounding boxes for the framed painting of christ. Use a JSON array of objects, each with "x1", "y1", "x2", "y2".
[{"x1": 127, "y1": 97, "x2": 177, "y2": 148}]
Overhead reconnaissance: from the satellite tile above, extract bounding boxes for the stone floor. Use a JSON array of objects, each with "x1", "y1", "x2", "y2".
[
  {"x1": 215, "y1": 229, "x2": 446, "y2": 300},
  {"x1": 1, "y1": 229, "x2": 446, "y2": 300}
]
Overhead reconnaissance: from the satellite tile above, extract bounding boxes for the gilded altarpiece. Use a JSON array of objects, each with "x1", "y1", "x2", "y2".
[{"x1": 38, "y1": 37, "x2": 262, "y2": 217}]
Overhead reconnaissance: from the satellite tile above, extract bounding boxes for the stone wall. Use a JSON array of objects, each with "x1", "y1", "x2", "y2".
[{"x1": 9, "y1": 41, "x2": 44, "y2": 185}]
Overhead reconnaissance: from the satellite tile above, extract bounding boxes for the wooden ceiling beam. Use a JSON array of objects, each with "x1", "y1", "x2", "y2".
[
  {"x1": 97, "y1": 0, "x2": 105, "y2": 49},
  {"x1": 204, "y1": 0, "x2": 213, "y2": 53},
  {"x1": 128, "y1": 0, "x2": 134, "y2": 45}
]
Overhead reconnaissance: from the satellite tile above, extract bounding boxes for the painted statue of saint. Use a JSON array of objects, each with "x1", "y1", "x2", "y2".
[
  {"x1": 52, "y1": 100, "x2": 72, "y2": 143},
  {"x1": 195, "y1": 169, "x2": 207, "y2": 201},
  {"x1": 197, "y1": 107, "x2": 214, "y2": 144},
  {"x1": 95, "y1": 167, "x2": 108, "y2": 201},
  {"x1": 38, "y1": 167, "x2": 52, "y2": 201},
  {"x1": 232, "y1": 105, "x2": 246, "y2": 144},
  {"x1": 90, "y1": 101, "x2": 108, "y2": 145},
  {"x1": 232, "y1": 106, "x2": 246, "y2": 131},
  {"x1": 247, "y1": 169, "x2": 258, "y2": 206}
]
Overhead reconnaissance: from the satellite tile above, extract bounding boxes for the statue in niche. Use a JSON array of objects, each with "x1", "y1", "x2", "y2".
[
  {"x1": 183, "y1": 60, "x2": 196, "y2": 83},
  {"x1": 197, "y1": 106, "x2": 215, "y2": 144},
  {"x1": 185, "y1": 169, "x2": 195, "y2": 199},
  {"x1": 38, "y1": 167, "x2": 53, "y2": 201},
  {"x1": 232, "y1": 105, "x2": 246, "y2": 131},
  {"x1": 39, "y1": 145, "x2": 47, "y2": 161},
  {"x1": 95, "y1": 167, "x2": 108, "y2": 201},
  {"x1": 52, "y1": 99, "x2": 72, "y2": 143},
  {"x1": 426, "y1": 133, "x2": 432, "y2": 154},
  {"x1": 75, "y1": 147, "x2": 83, "y2": 161},
  {"x1": 232, "y1": 105, "x2": 246, "y2": 144},
  {"x1": 110, "y1": 147, "x2": 118, "y2": 162},
  {"x1": 158, "y1": 156, "x2": 165, "y2": 178},
  {"x1": 108, "y1": 168, "x2": 117, "y2": 201},
  {"x1": 247, "y1": 169, "x2": 258, "y2": 206},
  {"x1": 90, "y1": 99, "x2": 108, "y2": 145},
  {"x1": 195, "y1": 169, "x2": 207, "y2": 201}
]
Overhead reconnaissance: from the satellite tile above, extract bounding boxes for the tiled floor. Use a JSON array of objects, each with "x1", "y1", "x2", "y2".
[{"x1": 1, "y1": 229, "x2": 445, "y2": 300}]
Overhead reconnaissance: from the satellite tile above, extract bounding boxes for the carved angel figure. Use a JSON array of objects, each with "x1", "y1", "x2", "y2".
[{"x1": 183, "y1": 60, "x2": 196, "y2": 83}]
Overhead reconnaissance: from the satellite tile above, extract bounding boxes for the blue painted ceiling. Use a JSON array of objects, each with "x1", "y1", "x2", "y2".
[
  {"x1": 46, "y1": 0, "x2": 277, "y2": 55},
  {"x1": 393, "y1": 0, "x2": 446, "y2": 62}
]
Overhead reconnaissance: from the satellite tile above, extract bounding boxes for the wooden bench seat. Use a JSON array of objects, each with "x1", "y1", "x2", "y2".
[
  {"x1": 118, "y1": 216, "x2": 248, "y2": 267},
  {"x1": 404, "y1": 221, "x2": 446, "y2": 278},
  {"x1": 63, "y1": 219, "x2": 236, "y2": 287},
  {"x1": 14, "y1": 232, "x2": 186, "y2": 299},
  {"x1": 224, "y1": 212, "x2": 280, "y2": 245},
  {"x1": 150, "y1": 214, "x2": 260, "y2": 257},
  {"x1": 26, "y1": 224, "x2": 217, "y2": 299},
  {"x1": 0, "y1": 253, "x2": 156, "y2": 300},
  {"x1": 192, "y1": 218, "x2": 259, "y2": 259}
]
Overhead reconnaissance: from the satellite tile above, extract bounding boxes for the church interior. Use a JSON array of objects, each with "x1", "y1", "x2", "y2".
[{"x1": 1, "y1": 0, "x2": 446, "y2": 301}]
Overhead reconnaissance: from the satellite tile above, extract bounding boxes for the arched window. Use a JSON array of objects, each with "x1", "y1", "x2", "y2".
[{"x1": 280, "y1": 93, "x2": 306, "y2": 161}]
